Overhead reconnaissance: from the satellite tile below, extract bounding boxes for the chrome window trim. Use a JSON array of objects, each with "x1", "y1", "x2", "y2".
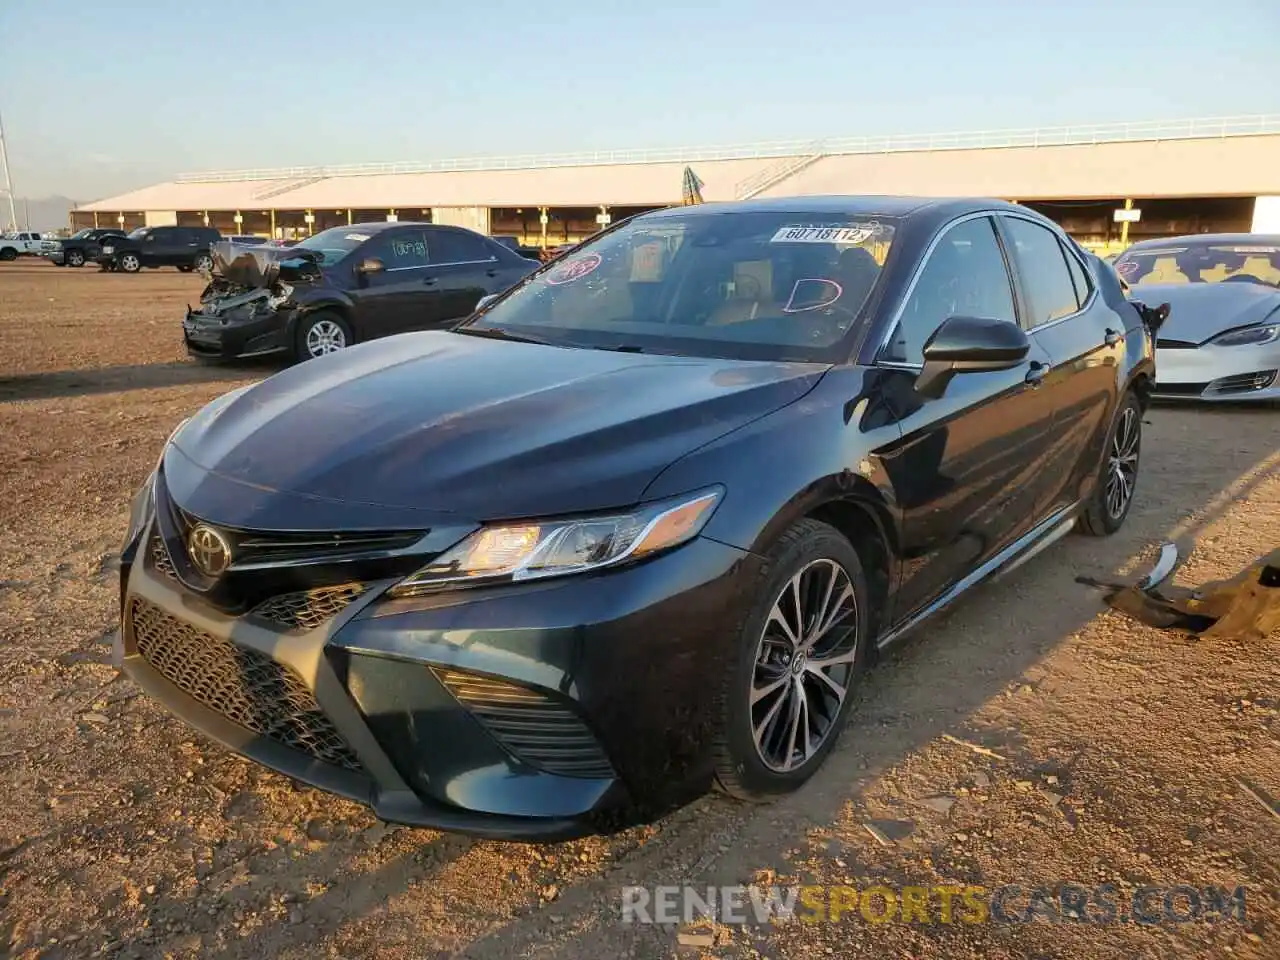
[
  {"x1": 996, "y1": 212, "x2": 1098, "y2": 331},
  {"x1": 383, "y1": 257, "x2": 497, "y2": 273},
  {"x1": 871, "y1": 210, "x2": 1015, "y2": 370}
]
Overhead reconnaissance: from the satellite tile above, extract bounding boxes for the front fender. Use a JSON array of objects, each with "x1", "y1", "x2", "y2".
[
  {"x1": 286, "y1": 291, "x2": 357, "y2": 341},
  {"x1": 640, "y1": 367, "x2": 904, "y2": 559}
]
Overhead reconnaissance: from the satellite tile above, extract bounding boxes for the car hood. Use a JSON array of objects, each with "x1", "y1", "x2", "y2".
[
  {"x1": 170, "y1": 331, "x2": 828, "y2": 523},
  {"x1": 1139, "y1": 282, "x2": 1280, "y2": 344},
  {"x1": 211, "y1": 240, "x2": 324, "y2": 288}
]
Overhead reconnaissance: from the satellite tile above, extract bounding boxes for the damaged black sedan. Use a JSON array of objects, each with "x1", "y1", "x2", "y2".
[
  {"x1": 117, "y1": 197, "x2": 1159, "y2": 840},
  {"x1": 184, "y1": 223, "x2": 539, "y2": 363}
]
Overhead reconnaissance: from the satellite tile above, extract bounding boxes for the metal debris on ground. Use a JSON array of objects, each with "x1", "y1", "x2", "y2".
[{"x1": 1078, "y1": 542, "x2": 1280, "y2": 641}]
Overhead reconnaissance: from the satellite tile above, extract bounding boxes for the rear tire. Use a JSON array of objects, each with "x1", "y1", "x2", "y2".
[
  {"x1": 0, "y1": 247, "x2": 17, "y2": 262},
  {"x1": 193, "y1": 253, "x2": 213, "y2": 273},
  {"x1": 1077, "y1": 391, "x2": 1142, "y2": 537},
  {"x1": 712, "y1": 519, "x2": 870, "y2": 801}
]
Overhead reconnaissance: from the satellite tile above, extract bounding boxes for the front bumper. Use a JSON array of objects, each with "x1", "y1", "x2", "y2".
[
  {"x1": 46, "y1": 250, "x2": 65, "y2": 264},
  {"x1": 1153, "y1": 340, "x2": 1280, "y2": 401},
  {"x1": 116, "y1": 509, "x2": 757, "y2": 839},
  {"x1": 183, "y1": 305, "x2": 292, "y2": 360}
]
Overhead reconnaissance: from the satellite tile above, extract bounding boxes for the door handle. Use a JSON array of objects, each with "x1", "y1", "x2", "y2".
[
  {"x1": 1104, "y1": 328, "x2": 1121, "y2": 347},
  {"x1": 1025, "y1": 361, "x2": 1048, "y2": 386},
  {"x1": 422, "y1": 277, "x2": 438, "y2": 286},
  {"x1": 486, "y1": 269, "x2": 498, "y2": 277}
]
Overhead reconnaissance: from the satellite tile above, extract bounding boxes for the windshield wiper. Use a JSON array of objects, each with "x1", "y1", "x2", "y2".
[{"x1": 452, "y1": 325, "x2": 558, "y2": 346}]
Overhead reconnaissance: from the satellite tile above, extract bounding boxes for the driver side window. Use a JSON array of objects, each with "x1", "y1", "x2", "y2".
[{"x1": 882, "y1": 217, "x2": 1017, "y2": 364}]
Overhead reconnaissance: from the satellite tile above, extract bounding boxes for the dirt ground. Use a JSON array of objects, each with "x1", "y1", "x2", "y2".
[{"x1": 0, "y1": 260, "x2": 1277, "y2": 960}]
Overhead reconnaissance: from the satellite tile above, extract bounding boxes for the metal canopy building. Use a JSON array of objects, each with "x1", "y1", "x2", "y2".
[{"x1": 73, "y1": 115, "x2": 1280, "y2": 250}]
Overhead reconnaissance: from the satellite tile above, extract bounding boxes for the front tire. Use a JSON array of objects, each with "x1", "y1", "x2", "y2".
[
  {"x1": 294, "y1": 310, "x2": 352, "y2": 362},
  {"x1": 1077, "y1": 391, "x2": 1142, "y2": 536},
  {"x1": 118, "y1": 253, "x2": 141, "y2": 273},
  {"x1": 0, "y1": 247, "x2": 17, "y2": 262},
  {"x1": 713, "y1": 519, "x2": 870, "y2": 801},
  {"x1": 67, "y1": 250, "x2": 86, "y2": 267}
]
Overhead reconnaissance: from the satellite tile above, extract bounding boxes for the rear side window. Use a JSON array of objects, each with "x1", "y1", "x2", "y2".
[
  {"x1": 1063, "y1": 242, "x2": 1092, "y2": 306},
  {"x1": 429, "y1": 230, "x2": 497, "y2": 264},
  {"x1": 1002, "y1": 218, "x2": 1081, "y2": 326}
]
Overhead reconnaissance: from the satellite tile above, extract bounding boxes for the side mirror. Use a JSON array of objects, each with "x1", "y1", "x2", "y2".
[
  {"x1": 474, "y1": 293, "x2": 500, "y2": 313},
  {"x1": 915, "y1": 315, "x2": 1030, "y2": 399},
  {"x1": 356, "y1": 257, "x2": 385, "y2": 275},
  {"x1": 1130, "y1": 299, "x2": 1170, "y2": 335}
]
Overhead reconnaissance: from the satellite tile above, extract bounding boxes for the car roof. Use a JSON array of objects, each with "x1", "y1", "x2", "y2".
[
  {"x1": 318, "y1": 220, "x2": 434, "y2": 235},
  {"x1": 1123, "y1": 233, "x2": 1280, "y2": 250},
  {"x1": 637, "y1": 195, "x2": 1023, "y2": 221}
]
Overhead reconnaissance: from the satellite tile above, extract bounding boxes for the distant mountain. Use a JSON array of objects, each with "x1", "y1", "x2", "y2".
[{"x1": 3, "y1": 195, "x2": 78, "y2": 233}]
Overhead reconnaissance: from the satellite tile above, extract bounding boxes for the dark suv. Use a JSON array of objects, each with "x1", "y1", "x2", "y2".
[
  {"x1": 49, "y1": 228, "x2": 127, "y2": 267},
  {"x1": 98, "y1": 226, "x2": 223, "y2": 273}
]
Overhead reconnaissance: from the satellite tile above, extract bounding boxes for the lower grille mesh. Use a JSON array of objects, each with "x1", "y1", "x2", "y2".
[
  {"x1": 434, "y1": 668, "x2": 614, "y2": 779},
  {"x1": 250, "y1": 584, "x2": 367, "y2": 631},
  {"x1": 129, "y1": 598, "x2": 363, "y2": 772}
]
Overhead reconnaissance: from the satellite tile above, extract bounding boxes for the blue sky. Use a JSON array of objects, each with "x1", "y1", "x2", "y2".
[{"x1": 3, "y1": 0, "x2": 1278, "y2": 201}]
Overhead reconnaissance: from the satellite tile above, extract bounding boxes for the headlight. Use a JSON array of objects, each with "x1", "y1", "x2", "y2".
[
  {"x1": 1210, "y1": 323, "x2": 1279, "y2": 347},
  {"x1": 389, "y1": 488, "x2": 723, "y2": 596},
  {"x1": 123, "y1": 471, "x2": 156, "y2": 549}
]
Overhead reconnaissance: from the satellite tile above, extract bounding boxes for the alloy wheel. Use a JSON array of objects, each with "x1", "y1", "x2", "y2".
[
  {"x1": 68, "y1": 251, "x2": 85, "y2": 267},
  {"x1": 305, "y1": 319, "x2": 347, "y2": 357},
  {"x1": 750, "y1": 558, "x2": 859, "y2": 772},
  {"x1": 120, "y1": 254, "x2": 140, "y2": 272},
  {"x1": 1106, "y1": 406, "x2": 1139, "y2": 519},
  {"x1": 195, "y1": 255, "x2": 212, "y2": 272}
]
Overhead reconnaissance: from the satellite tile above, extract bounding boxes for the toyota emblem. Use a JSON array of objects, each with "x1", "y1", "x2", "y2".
[{"x1": 187, "y1": 523, "x2": 232, "y2": 578}]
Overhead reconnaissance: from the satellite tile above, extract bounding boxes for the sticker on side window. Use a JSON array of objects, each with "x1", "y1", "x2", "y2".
[
  {"x1": 545, "y1": 253, "x2": 602, "y2": 285},
  {"x1": 1115, "y1": 260, "x2": 1140, "y2": 279},
  {"x1": 345, "y1": 233, "x2": 371, "y2": 242},
  {"x1": 770, "y1": 223, "x2": 881, "y2": 245}
]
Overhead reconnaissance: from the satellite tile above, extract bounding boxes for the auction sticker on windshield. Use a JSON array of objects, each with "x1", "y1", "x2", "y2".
[
  {"x1": 771, "y1": 223, "x2": 881, "y2": 244},
  {"x1": 546, "y1": 253, "x2": 602, "y2": 285}
]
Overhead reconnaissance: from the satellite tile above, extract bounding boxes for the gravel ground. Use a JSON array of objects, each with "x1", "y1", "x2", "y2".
[{"x1": 0, "y1": 260, "x2": 1277, "y2": 960}]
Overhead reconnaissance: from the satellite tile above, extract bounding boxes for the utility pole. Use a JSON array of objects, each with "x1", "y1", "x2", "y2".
[{"x1": 0, "y1": 105, "x2": 17, "y2": 233}]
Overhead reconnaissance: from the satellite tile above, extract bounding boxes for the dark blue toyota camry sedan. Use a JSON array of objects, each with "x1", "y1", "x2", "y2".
[{"x1": 115, "y1": 196, "x2": 1158, "y2": 840}]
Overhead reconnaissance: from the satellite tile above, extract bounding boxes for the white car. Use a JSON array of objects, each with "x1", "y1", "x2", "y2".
[{"x1": 1114, "y1": 234, "x2": 1280, "y2": 402}]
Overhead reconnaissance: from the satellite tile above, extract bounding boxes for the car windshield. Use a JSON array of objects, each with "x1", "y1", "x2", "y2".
[
  {"x1": 71, "y1": 229, "x2": 94, "y2": 239},
  {"x1": 292, "y1": 227, "x2": 371, "y2": 265},
  {"x1": 1115, "y1": 244, "x2": 1280, "y2": 288},
  {"x1": 127, "y1": 228, "x2": 149, "y2": 240},
  {"x1": 459, "y1": 211, "x2": 897, "y2": 362}
]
